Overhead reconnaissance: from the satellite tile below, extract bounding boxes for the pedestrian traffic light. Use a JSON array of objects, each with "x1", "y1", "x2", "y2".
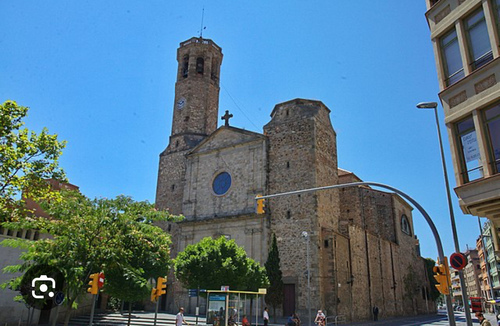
[
  {"x1": 150, "y1": 287, "x2": 158, "y2": 302},
  {"x1": 87, "y1": 273, "x2": 99, "y2": 295},
  {"x1": 156, "y1": 277, "x2": 167, "y2": 297},
  {"x1": 433, "y1": 257, "x2": 450, "y2": 295},
  {"x1": 256, "y1": 194, "x2": 265, "y2": 214}
]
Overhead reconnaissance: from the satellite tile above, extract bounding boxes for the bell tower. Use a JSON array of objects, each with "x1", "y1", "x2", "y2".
[{"x1": 156, "y1": 37, "x2": 223, "y2": 214}]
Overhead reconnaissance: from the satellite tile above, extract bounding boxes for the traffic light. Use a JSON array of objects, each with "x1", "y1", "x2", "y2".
[
  {"x1": 87, "y1": 273, "x2": 99, "y2": 295},
  {"x1": 150, "y1": 287, "x2": 158, "y2": 302},
  {"x1": 256, "y1": 194, "x2": 265, "y2": 214},
  {"x1": 433, "y1": 257, "x2": 451, "y2": 295},
  {"x1": 156, "y1": 277, "x2": 167, "y2": 297}
]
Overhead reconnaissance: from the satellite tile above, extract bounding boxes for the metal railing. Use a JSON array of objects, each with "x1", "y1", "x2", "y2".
[{"x1": 325, "y1": 315, "x2": 345, "y2": 325}]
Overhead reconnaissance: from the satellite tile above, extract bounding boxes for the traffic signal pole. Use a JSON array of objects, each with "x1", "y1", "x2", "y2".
[
  {"x1": 89, "y1": 294, "x2": 97, "y2": 326},
  {"x1": 87, "y1": 273, "x2": 100, "y2": 326},
  {"x1": 153, "y1": 276, "x2": 167, "y2": 326},
  {"x1": 154, "y1": 297, "x2": 160, "y2": 326},
  {"x1": 255, "y1": 181, "x2": 456, "y2": 326}
]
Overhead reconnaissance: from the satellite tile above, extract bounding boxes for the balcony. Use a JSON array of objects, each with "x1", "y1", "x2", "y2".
[{"x1": 455, "y1": 173, "x2": 500, "y2": 222}]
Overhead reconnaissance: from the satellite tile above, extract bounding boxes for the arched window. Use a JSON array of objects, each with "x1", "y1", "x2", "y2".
[
  {"x1": 401, "y1": 214, "x2": 412, "y2": 235},
  {"x1": 182, "y1": 55, "x2": 189, "y2": 78},
  {"x1": 196, "y1": 57, "x2": 204, "y2": 74}
]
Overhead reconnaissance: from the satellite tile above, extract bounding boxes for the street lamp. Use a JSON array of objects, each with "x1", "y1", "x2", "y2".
[
  {"x1": 416, "y1": 101, "x2": 473, "y2": 326},
  {"x1": 301, "y1": 231, "x2": 311, "y2": 326}
]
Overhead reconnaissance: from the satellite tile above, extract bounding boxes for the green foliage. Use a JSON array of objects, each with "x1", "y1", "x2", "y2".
[
  {"x1": 264, "y1": 234, "x2": 283, "y2": 313},
  {"x1": 174, "y1": 236, "x2": 269, "y2": 291},
  {"x1": 1, "y1": 190, "x2": 176, "y2": 316},
  {"x1": 107, "y1": 296, "x2": 122, "y2": 311},
  {"x1": 0, "y1": 100, "x2": 66, "y2": 221},
  {"x1": 424, "y1": 257, "x2": 442, "y2": 301},
  {"x1": 403, "y1": 266, "x2": 420, "y2": 300}
]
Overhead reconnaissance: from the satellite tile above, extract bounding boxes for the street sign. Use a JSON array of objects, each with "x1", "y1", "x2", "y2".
[
  {"x1": 188, "y1": 289, "x2": 198, "y2": 297},
  {"x1": 450, "y1": 252, "x2": 467, "y2": 270},
  {"x1": 98, "y1": 272, "x2": 105, "y2": 289}
]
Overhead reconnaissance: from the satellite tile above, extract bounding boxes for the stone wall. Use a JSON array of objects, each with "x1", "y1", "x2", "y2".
[
  {"x1": 334, "y1": 186, "x2": 434, "y2": 321},
  {"x1": 0, "y1": 239, "x2": 36, "y2": 325},
  {"x1": 264, "y1": 99, "x2": 339, "y2": 317},
  {"x1": 156, "y1": 148, "x2": 190, "y2": 215},
  {"x1": 183, "y1": 128, "x2": 267, "y2": 219}
]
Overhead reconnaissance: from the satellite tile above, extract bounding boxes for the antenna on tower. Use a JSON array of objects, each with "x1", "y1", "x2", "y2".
[{"x1": 199, "y1": 7, "x2": 206, "y2": 38}]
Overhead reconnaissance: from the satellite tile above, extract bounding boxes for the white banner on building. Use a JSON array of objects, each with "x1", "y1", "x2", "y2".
[{"x1": 461, "y1": 131, "x2": 480, "y2": 162}]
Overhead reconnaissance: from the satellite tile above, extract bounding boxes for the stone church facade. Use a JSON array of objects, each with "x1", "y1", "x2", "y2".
[{"x1": 155, "y1": 37, "x2": 434, "y2": 322}]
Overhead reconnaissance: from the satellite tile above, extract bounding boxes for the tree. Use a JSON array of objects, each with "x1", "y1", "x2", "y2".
[
  {"x1": 403, "y1": 266, "x2": 421, "y2": 315},
  {"x1": 1, "y1": 190, "x2": 177, "y2": 326},
  {"x1": 264, "y1": 234, "x2": 283, "y2": 321},
  {"x1": 0, "y1": 100, "x2": 66, "y2": 221},
  {"x1": 424, "y1": 258, "x2": 442, "y2": 302},
  {"x1": 174, "y1": 236, "x2": 269, "y2": 291}
]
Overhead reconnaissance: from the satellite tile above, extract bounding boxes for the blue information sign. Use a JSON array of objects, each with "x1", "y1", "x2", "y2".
[{"x1": 209, "y1": 294, "x2": 226, "y2": 301}]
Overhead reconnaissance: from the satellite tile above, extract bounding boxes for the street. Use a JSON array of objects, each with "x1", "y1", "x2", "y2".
[{"x1": 345, "y1": 310, "x2": 496, "y2": 325}]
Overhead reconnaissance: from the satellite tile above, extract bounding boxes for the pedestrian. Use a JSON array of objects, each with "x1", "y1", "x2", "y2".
[
  {"x1": 176, "y1": 307, "x2": 189, "y2": 326},
  {"x1": 314, "y1": 310, "x2": 325, "y2": 326},
  {"x1": 476, "y1": 312, "x2": 492, "y2": 326},
  {"x1": 372, "y1": 306, "x2": 379, "y2": 321},
  {"x1": 263, "y1": 307, "x2": 269, "y2": 326},
  {"x1": 242, "y1": 315, "x2": 250, "y2": 326},
  {"x1": 292, "y1": 313, "x2": 301, "y2": 326},
  {"x1": 287, "y1": 313, "x2": 295, "y2": 326}
]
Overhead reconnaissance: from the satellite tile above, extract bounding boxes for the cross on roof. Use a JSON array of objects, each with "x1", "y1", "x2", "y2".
[{"x1": 221, "y1": 110, "x2": 233, "y2": 127}]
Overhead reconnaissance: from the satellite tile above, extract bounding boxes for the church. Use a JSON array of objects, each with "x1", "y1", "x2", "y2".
[{"x1": 155, "y1": 37, "x2": 433, "y2": 322}]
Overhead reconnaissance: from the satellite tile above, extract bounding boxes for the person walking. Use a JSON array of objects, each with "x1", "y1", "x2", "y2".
[
  {"x1": 476, "y1": 312, "x2": 492, "y2": 326},
  {"x1": 372, "y1": 306, "x2": 379, "y2": 322},
  {"x1": 177, "y1": 307, "x2": 189, "y2": 326},
  {"x1": 263, "y1": 307, "x2": 269, "y2": 326}
]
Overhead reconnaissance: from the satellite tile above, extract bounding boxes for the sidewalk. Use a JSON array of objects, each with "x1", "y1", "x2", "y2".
[{"x1": 266, "y1": 311, "x2": 498, "y2": 325}]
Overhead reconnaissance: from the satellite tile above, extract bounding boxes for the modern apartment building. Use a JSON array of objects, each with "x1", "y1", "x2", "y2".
[
  {"x1": 482, "y1": 221, "x2": 500, "y2": 297},
  {"x1": 464, "y1": 249, "x2": 483, "y2": 298},
  {"x1": 450, "y1": 267, "x2": 464, "y2": 305},
  {"x1": 477, "y1": 234, "x2": 493, "y2": 299},
  {"x1": 424, "y1": 0, "x2": 500, "y2": 251}
]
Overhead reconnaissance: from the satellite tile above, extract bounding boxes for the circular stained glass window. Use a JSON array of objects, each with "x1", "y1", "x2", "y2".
[{"x1": 213, "y1": 172, "x2": 232, "y2": 195}]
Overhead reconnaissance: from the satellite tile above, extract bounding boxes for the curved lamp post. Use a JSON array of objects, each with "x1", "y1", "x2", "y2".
[{"x1": 256, "y1": 181, "x2": 456, "y2": 325}]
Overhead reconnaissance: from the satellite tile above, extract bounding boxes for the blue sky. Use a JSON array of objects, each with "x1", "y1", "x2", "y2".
[{"x1": 1, "y1": 1, "x2": 485, "y2": 260}]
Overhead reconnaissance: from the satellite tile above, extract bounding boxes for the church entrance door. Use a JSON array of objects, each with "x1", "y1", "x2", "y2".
[{"x1": 283, "y1": 284, "x2": 295, "y2": 317}]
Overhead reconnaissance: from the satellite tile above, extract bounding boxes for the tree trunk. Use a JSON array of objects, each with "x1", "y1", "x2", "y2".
[
  {"x1": 63, "y1": 298, "x2": 76, "y2": 326},
  {"x1": 127, "y1": 303, "x2": 132, "y2": 326}
]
